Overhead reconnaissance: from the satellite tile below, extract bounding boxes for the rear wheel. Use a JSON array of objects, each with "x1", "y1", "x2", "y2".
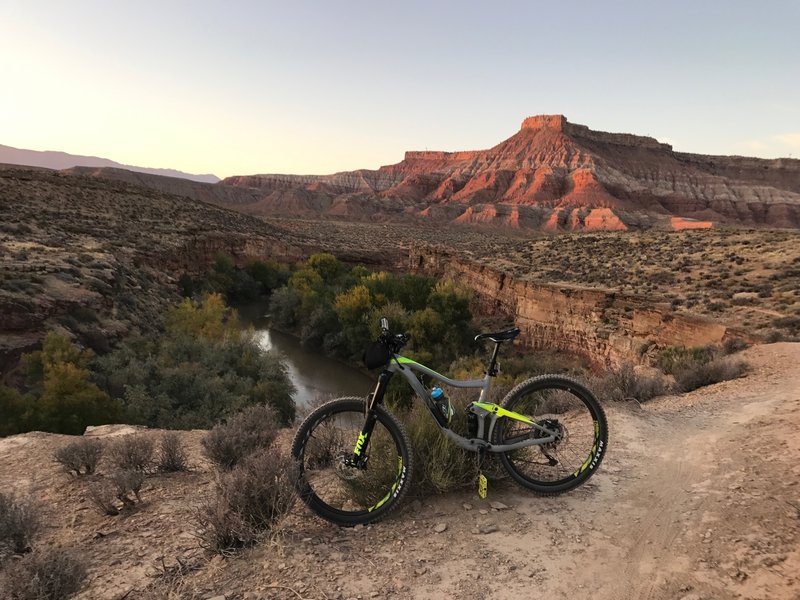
[
  {"x1": 291, "y1": 397, "x2": 413, "y2": 526},
  {"x1": 494, "y1": 376, "x2": 607, "y2": 494}
]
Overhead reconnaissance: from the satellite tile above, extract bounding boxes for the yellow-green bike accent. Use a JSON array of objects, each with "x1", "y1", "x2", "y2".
[
  {"x1": 353, "y1": 431, "x2": 368, "y2": 456},
  {"x1": 471, "y1": 401, "x2": 536, "y2": 425},
  {"x1": 395, "y1": 356, "x2": 447, "y2": 379},
  {"x1": 574, "y1": 421, "x2": 602, "y2": 476},
  {"x1": 368, "y1": 458, "x2": 405, "y2": 512}
]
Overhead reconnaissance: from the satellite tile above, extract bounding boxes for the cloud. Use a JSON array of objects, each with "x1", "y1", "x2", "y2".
[
  {"x1": 735, "y1": 132, "x2": 800, "y2": 158},
  {"x1": 773, "y1": 132, "x2": 800, "y2": 148}
]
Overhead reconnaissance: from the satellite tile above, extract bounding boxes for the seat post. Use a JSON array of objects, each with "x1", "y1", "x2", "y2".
[{"x1": 487, "y1": 342, "x2": 502, "y2": 377}]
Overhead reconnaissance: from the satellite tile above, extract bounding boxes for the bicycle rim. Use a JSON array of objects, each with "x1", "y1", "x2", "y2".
[
  {"x1": 496, "y1": 376, "x2": 607, "y2": 493},
  {"x1": 292, "y1": 398, "x2": 411, "y2": 526}
]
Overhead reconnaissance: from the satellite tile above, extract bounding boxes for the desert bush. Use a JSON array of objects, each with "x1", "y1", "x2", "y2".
[
  {"x1": 87, "y1": 481, "x2": 120, "y2": 516},
  {"x1": 592, "y1": 363, "x2": 670, "y2": 403},
  {"x1": 107, "y1": 434, "x2": 154, "y2": 473},
  {"x1": 110, "y1": 470, "x2": 146, "y2": 507},
  {"x1": 657, "y1": 345, "x2": 718, "y2": 376},
  {"x1": 202, "y1": 405, "x2": 279, "y2": 470},
  {"x1": 674, "y1": 358, "x2": 748, "y2": 393},
  {"x1": 157, "y1": 432, "x2": 189, "y2": 472},
  {"x1": 773, "y1": 316, "x2": 800, "y2": 336},
  {"x1": 53, "y1": 438, "x2": 103, "y2": 476},
  {"x1": 0, "y1": 493, "x2": 40, "y2": 560},
  {"x1": 0, "y1": 547, "x2": 87, "y2": 600},
  {"x1": 722, "y1": 337, "x2": 749, "y2": 355},
  {"x1": 395, "y1": 401, "x2": 476, "y2": 497},
  {"x1": 196, "y1": 449, "x2": 297, "y2": 553}
]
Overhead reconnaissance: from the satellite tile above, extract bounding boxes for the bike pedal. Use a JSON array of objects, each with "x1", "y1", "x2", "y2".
[{"x1": 478, "y1": 472, "x2": 488, "y2": 499}]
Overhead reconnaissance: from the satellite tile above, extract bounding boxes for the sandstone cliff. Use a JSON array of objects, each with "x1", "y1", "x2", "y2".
[
  {"x1": 409, "y1": 244, "x2": 743, "y2": 367},
  {"x1": 220, "y1": 115, "x2": 800, "y2": 230}
]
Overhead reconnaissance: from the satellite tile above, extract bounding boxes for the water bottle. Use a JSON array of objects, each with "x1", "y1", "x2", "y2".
[{"x1": 431, "y1": 387, "x2": 453, "y2": 424}]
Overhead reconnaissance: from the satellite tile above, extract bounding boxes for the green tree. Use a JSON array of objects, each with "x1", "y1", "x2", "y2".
[
  {"x1": 334, "y1": 285, "x2": 373, "y2": 357},
  {"x1": 22, "y1": 332, "x2": 120, "y2": 435},
  {"x1": 38, "y1": 361, "x2": 120, "y2": 434},
  {"x1": 307, "y1": 253, "x2": 345, "y2": 285},
  {"x1": 0, "y1": 385, "x2": 34, "y2": 436},
  {"x1": 166, "y1": 293, "x2": 241, "y2": 339}
]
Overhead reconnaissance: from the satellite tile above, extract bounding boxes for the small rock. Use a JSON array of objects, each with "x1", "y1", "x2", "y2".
[
  {"x1": 490, "y1": 501, "x2": 509, "y2": 510},
  {"x1": 479, "y1": 509, "x2": 488, "y2": 515},
  {"x1": 415, "y1": 567, "x2": 428, "y2": 576},
  {"x1": 463, "y1": 503, "x2": 473, "y2": 511},
  {"x1": 433, "y1": 523, "x2": 447, "y2": 533},
  {"x1": 480, "y1": 524, "x2": 499, "y2": 534}
]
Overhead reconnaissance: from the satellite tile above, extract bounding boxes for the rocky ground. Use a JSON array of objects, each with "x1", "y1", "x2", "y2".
[{"x1": 1, "y1": 342, "x2": 798, "y2": 599}]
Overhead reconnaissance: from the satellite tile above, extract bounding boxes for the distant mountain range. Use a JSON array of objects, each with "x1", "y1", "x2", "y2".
[
  {"x1": 0, "y1": 144, "x2": 219, "y2": 184},
  {"x1": 7, "y1": 116, "x2": 800, "y2": 230},
  {"x1": 217, "y1": 115, "x2": 800, "y2": 230}
]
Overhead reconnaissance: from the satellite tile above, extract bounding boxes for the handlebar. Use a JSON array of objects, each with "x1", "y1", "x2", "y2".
[{"x1": 378, "y1": 317, "x2": 410, "y2": 353}]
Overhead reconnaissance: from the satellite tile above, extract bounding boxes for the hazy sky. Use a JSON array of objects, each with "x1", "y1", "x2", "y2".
[{"x1": 1, "y1": 1, "x2": 798, "y2": 178}]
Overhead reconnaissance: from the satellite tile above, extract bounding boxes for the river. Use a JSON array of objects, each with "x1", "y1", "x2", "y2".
[{"x1": 253, "y1": 326, "x2": 374, "y2": 409}]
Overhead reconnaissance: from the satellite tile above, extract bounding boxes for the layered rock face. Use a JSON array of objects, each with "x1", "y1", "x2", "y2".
[
  {"x1": 409, "y1": 245, "x2": 739, "y2": 367},
  {"x1": 220, "y1": 115, "x2": 800, "y2": 230}
]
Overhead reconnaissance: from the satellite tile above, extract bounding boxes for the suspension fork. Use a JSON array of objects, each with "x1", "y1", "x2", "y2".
[{"x1": 346, "y1": 369, "x2": 393, "y2": 469}]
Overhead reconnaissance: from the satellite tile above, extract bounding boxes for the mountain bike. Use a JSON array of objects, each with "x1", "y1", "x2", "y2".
[{"x1": 291, "y1": 318, "x2": 608, "y2": 526}]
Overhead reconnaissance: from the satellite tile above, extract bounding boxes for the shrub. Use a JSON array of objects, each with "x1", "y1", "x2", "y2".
[
  {"x1": 86, "y1": 481, "x2": 120, "y2": 516},
  {"x1": 592, "y1": 363, "x2": 670, "y2": 403},
  {"x1": 110, "y1": 470, "x2": 146, "y2": 507},
  {"x1": 385, "y1": 401, "x2": 475, "y2": 498},
  {"x1": 657, "y1": 345, "x2": 717, "y2": 376},
  {"x1": 107, "y1": 434, "x2": 154, "y2": 473},
  {"x1": 722, "y1": 337, "x2": 749, "y2": 355},
  {"x1": 0, "y1": 547, "x2": 87, "y2": 599},
  {"x1": 0, "y1": 494, "x2": 40, "y2": 559},
  {"x1": 202, "y1": 405, "x2": 279, "y2": 470},
  {"x1": 157, "y1": 432, "x2": 189, "y2": 472},
  {"x1": 196, "y1": 449, "x2": 297, "y2": 553},
  {"x1": 675, "y1": 358, "x2": 748, "y2": 393},
  {"x1": 53, "y1": 439, "x2": 103, "y2": 476}
]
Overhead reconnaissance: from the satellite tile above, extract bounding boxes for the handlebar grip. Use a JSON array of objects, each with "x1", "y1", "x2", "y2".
[{"x1": 380, "y1": 317, "x2": 389, "y2": 332}]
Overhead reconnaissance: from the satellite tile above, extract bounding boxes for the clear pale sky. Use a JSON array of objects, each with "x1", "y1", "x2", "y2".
[{"x1": 1, "y1": 1, "x2": 798, "y2": 178}]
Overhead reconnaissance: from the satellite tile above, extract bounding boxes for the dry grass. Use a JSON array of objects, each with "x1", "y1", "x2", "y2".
[
  {"x1": 0, "y1": 493, "x2": 40, "y2": 559},
  {"x1": 0, "y1": 547, "x2": 87, "y2": 600}
]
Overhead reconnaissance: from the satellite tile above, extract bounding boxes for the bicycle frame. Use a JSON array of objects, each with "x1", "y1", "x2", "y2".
[{"x1": 350, "y1": 354, "x2": 561, "y2": 467}]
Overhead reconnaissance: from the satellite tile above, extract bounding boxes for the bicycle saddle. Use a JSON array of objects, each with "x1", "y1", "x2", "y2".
[{"x1": 474, "y1": 327, "x2": 521, "y2": 343}]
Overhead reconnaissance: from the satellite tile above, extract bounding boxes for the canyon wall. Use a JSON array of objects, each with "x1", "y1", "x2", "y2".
[{"x1": 409, "y1": 245, "x2": 734, "y2": 367}]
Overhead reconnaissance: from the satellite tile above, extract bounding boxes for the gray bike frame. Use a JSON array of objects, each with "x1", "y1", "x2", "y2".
[{"x1": 384, "y1": 356, "x2": 558, "y2": 453}]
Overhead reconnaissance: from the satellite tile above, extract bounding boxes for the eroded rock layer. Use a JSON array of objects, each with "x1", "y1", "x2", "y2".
[
  {"x1": 409, "y1": 244, "x2": 741, "y2": 367},
  {"x1": 219, "y1": 115, "x2": 800, "y2": 230}
]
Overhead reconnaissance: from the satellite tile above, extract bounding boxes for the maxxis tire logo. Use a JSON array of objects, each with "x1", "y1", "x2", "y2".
[{"x1": 589, "y1": 439, "x2": 604, "y2": 471}]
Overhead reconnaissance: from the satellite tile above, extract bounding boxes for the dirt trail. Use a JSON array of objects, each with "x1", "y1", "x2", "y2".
[{"x1": 1, "y1": 343, "x2": 798, "y2": 600}]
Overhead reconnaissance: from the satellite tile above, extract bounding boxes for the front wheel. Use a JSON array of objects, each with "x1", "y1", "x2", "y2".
[
  {"x1": 291, "y1": 397, "x2": 413, "y2": 526},
  {"x1": 494, "y1": 375, "x2": 608, "y2": 494}
]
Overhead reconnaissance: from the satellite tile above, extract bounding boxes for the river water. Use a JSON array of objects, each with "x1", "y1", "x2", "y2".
[{"x1": 254, "y1": 327, "x2": 374, "y2": 408}]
